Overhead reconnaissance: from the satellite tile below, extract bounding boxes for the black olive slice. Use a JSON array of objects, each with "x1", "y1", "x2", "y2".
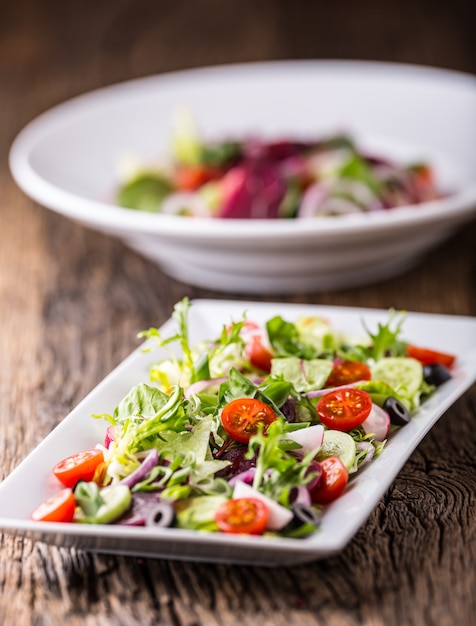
[{"x1": 383, "y1": 396, "x2": 411, "y2": 426}]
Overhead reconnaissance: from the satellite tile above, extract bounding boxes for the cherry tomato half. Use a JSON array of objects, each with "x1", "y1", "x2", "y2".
[
  {"x1": 310, "y1": 457, "x2": 349, "y2": 505},
  {"x1": 215, "y1": 498, "x2": 269, "y2": 535},
  {"x1": 173, "y1": 164, "x2": 219, "y2": 191},
  {"x1": 406, "y1": 345, "x2": 456, "y2": 369},
  {"x1": 245, "y1": 335, "x2": 274, "y2": 373},
  {"x1": 317, "y1": 387, "x2": 372, "y2": 432},
  {"x1": 53, "y1": 449, "x2": 105, "y2": 488},
  {"x1": 220, "y1": 398, "x2": 277, "y2": 443},
  {"x1": 31, "y1": 488, "x2": 76, "y2": 523},
  {"x1": 325, "y1": 360, "x2": 372, "y2": 387},
  {"x1": 410, "y1": 165, "x2": 438, "y2": 201}
]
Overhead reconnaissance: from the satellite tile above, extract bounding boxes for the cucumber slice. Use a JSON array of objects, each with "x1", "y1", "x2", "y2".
[
  {"x1": 77, "y1": 485, "x2": 132, "y2": 524},
  {"x1": 316, "y1": 430, "x2": 356, "y2": 471},
  {"x1": 371, "y1": 357, "x2": 423, "y2": 407}
]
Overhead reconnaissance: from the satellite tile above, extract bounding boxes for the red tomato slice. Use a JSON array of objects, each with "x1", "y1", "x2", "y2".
[
  {"x1": 221, "y1": 398, "x2": 277, "y2": 443},
  {"x1": 53, "y1": 449, "x2": 104, "y2": 488},
  {"x1": 325, "y1": 360, "x2": 371, "y2": 387},
  {"x1": 317, "y1": 388, "x2": 372, "y2": 431},
  {"x1": 173, "y1": 164, "x2": 219, "y2": 191},
  {"x1": 31, "y1": 488, "x2": 76, "y2": 523},
  {"x1": 245, "y1": 335, "x2": 274, "y2": 373},
  {"x1": 406, "y1": 345, "x2": 456, "y2": 369},
  {"x1": 310, "y1": 457, "x2": 349, "y2": 505},
  {"x1": 215, "y1": 498, "x2": 269, "y2": 535},
  {"x1": 410, "y1": 165, "x2": 438, "y2": 200}
]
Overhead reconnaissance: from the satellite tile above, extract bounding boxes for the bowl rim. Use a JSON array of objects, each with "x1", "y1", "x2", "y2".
[{"x1": 9, "y1": 59, "x2": 476, "y2": 241}]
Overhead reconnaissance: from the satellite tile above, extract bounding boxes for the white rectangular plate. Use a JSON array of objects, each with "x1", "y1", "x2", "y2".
[{"x1": 1, "y1": 300, "x2": 475, "y2": 566}]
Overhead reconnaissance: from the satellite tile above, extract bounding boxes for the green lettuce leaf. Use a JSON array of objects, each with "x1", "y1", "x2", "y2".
[{"x1": 271, "y1": 357, "x2": 333, "y2": 393}]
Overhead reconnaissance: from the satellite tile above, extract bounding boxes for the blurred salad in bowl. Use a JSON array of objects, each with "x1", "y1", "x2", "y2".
[{"x1": 117, "y1": 114, "x2": 443, "y2": 219}]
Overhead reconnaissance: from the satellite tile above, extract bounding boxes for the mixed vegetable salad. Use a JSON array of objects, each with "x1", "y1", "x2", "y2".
[
  {"x1": 117, "y1": 114, "x2": 442, "y2": 219},
  {"x1": 32, "y1": 300, "x2": 456, "y2": 538}
]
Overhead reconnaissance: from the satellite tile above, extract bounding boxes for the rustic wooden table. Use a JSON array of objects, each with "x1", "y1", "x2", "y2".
[{"x1": 1, "y1": 1, "x2": 475, "y2": 624}]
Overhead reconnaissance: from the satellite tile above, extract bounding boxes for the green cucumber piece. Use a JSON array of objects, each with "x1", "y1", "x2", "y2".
[
  {"x1": 76, "y1": 485, "x2": 131, "y2": 524},
  {"x1": 316, "y1": 430, "x2": 356, "y2": 471}
]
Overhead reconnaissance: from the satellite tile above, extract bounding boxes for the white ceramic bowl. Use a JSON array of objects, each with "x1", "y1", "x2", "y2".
[{"x1": 9, "y1": 60, "x2": 476, "y2": 294}]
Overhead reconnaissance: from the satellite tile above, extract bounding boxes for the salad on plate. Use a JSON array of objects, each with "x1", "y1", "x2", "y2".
[
  {"x1": 31, "y1": 299, "x2": 456, "y2": 539},
  {"x1": 117, "y1": 114, "x2": 442, "y2": 219}
]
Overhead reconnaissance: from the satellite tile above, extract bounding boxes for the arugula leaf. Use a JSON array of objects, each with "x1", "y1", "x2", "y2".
[
  {"x1": 348, "y1": 310, "x2": 407, "y2": 362},
  {"x1": 206, "y1": 320, "x2": 248, "y2": 378},
  {"x1": 266, "y1": 315, "x2": 320, "y2": 359},
  {"x1": 246, "y1": 419, "x2": 319, "y2": 507},
  {"x1": 140, "y1": 298, "x2": 212, "y2": 386},
  {"x1": 320, "y1": 135, "x2": 356, "y2": 152},
  {"x1": 257, "y1": 377, "x2": 295, "y2": 408},
  {"x1": 171, "y1": 298, "x2": 194, "y2": 371},
  {"x1": 140, "y1": 301, "x2": 253, "y2": 389},
  {"x1": 218, "y1": 368, "x2": 288, "y2": 416},
  {"x1": 200, "y1": 141, "x2": 241, "y2": 167}
]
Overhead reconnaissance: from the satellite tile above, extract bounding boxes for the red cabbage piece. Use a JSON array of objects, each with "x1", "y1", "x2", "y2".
[
  {"x1": 218, "y1": 163, "x2": 287, "y2": 219},
  {"x1": 215, "y1": 445, "x2": 256, "y2": 480}
]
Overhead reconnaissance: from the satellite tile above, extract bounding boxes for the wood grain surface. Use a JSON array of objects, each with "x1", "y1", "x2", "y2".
[{"x1": 1, "y1": 1, "x2": 475, "y2": 624}]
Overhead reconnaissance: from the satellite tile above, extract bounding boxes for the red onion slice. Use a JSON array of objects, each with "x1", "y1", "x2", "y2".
[
  {"x1": 232, "y1": 481, "x2": 293, "y2": 530},
  {"x1": 120, "y1": 448, "x2": 159, "y2": 488},
  {"x1": 285, "y1": 424, "x2": 325, "y2": 456},
  {"x1": 290, "y1": 485, "x2": 311, "y2": 507},
  {"x1": 293, "y1": 382, "x2": 363, "y2": 400},
  {"x1": 355, "y1": 441, "x2": 375, "y2": 470},
  {"x1": 228, "y1": 468, "x2": 256, "y2": 487},
  {"x1": 305, "y1": 461, "x2": 323, "y2": 492},
  {"x1": 104, "y1": 425, "x2": 117, "y2": 449},
  {"x1": 362, "y1": 404, "x2": 390, "y2": 441},
  {"x1": 184, "y1": 376, "x2": 228, "y2": 398},
  {"x1": 297, "y1": 182, "x2": 329, "y2": 218}
]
